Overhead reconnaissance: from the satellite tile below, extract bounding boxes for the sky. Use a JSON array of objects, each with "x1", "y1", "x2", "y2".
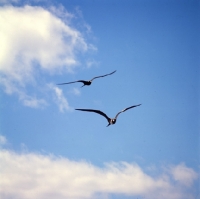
[{"x1": 0, "y1": 0, "x2": 199, "y2": 199}]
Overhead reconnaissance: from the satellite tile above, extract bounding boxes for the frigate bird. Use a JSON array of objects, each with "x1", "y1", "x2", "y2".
[
  {"x1": 75, "y1": 104, "x2": 141, "y2": 127},
  {"x1": 57, "y1": 70, "x2": 116, "y2": 87}
]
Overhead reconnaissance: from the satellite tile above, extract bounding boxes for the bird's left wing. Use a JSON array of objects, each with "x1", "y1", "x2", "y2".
[
  {"x1": 115, "y1": 104, "x2": 141, "y2": 119},
  {"x1": 90, "y1": 70, "x2": 116, "y2": 81}
]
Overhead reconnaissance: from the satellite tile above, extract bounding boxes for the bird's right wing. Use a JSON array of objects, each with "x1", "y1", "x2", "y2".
[
  {"x1": 57, "y1": 80, "x2": 87, "y2": 85},
  {"x1": 75, "y1": 109, "x2": 110, "y2": 122}
]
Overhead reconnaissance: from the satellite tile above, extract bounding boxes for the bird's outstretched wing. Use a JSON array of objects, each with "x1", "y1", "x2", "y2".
[
  {"x1": 115, "y1": 104, "x2": 141, "y2": 119},
  {"x1": 90, "y1": 70, "x2": 116, "y2": 81},
  {"x1": 57, "y1": 80, "x2": 87, "y2": 85},
  {"x1": 75, "y1": 108, "x2": 110, "y2": 122}
]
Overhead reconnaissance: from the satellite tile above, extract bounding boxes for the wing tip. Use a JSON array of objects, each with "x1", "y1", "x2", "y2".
[{"x1": 112, "y1": 70, "x2": 117, "y2": 73}]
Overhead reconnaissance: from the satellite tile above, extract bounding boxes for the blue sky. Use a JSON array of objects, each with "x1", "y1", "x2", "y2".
[{"x1": 0, "y1": 0, "x2": 199, "y2": 199}]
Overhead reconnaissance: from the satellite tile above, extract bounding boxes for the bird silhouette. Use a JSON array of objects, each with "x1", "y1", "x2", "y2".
[
  {"x1": 57, "y1": 70, "x2": 116, "y2": 87},
  {"x1": 75, "y1": 104, "x2": 141, "y2": 127}
]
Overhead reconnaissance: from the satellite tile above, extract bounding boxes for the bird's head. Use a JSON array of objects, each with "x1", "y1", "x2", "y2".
[{"x1": 112, "y1": 119, "x2": 116, "y2": 124}]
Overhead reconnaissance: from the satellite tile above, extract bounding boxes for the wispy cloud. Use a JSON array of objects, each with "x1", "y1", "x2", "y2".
[
  {"x1": 0, "y1": 5, "x2": 94, "y2": 111},
  {"x1": 71, "y1": 88, "x2": 81, "y2": 96},
  {"x1": 0, "y1": 149, "x2": 198, "y2": 199},
  {"x1": 169, "y1": 163, "x2": 198, "y2": 187},
  {"x1": 0, "y1": 135, "x2": 7, "y2": 146},
  {"x1": 0, "y1": 0, "x2": 19, "y2": 4},
  {"x1": 86, "y1": 59, "x2": 99, "y2": 68},
  {"x1": 48, "y1": 84, "x2": 72, "y2": 112}
]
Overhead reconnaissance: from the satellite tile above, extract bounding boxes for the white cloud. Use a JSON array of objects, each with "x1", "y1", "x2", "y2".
[
  {"x1": 0, "y1": 0, "x2": 19, "y2": 4},
  {"x1": 0, "y1": 5, "x2": 93, "y2": 110},
  {"x1": 49, "y1": 84, "x2": 72, "y2": 112},
  {"x1": 72, "y1": 88, "x2": 81, "y2": 96},
  {"x1": 86, "y1": 59, "x2": 99, "y2": 68},
  {"x1": 22, "y1": 96, "x2": 47, "y2": 108},
  {"x1": 0, "y1": 135, "x2": 7, "y2": 146},
  {"x1": 169, "y1": 163, "x2": 198, "y2": 187},
  {"x1": 0, "y1": 149, "x2": 198, "y2": 199}
]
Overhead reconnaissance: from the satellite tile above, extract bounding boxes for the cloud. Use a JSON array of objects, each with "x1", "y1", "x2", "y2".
[
  {"x1": 48, "y1": 84, "x2": 72, "y2": 112},
  {"x1": 0, "y1": 149, "x2": 198, "y2": 199},
  {"x1": 169, "y1": 163, "x2": 198, "y2": 187},
  {"x1": 0, "y1": 0, "x2": 19, "y2": 4},
  {"x1": 86, "y1": 59, "x2": 99, "y2": 68},
  {"x1": 0, "y1": 135, "x2": 7, "y2": 146},
  {"x1": 0, "y1": 5, "x2": 94, "y2": 110},
  {"x1": 71, "y1": 88, "x2": 81, "y2": 96},
  {"x1": 22, "y1": 96, "x2": 48, "y2": 108}
]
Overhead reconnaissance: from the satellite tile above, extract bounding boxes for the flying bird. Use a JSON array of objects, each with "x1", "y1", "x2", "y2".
[
  {"x1": 75, "y1": 104, "x2": 141, "y2": 127},
  {"x1": 57, "y1": 70, "x2": 116, "y2": 87}
]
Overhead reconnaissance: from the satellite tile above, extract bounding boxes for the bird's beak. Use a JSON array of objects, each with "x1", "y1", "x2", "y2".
[{"x1": 106, "y1": 124, "x2": 110, "y2": 127}]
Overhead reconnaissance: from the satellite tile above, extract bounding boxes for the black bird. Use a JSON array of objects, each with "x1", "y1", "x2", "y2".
[
  {"x1": 57, "y1": 70, "x2": 116, "y2": 87},
  {"x1": 75, "y1": 104, "x2": 141, "y2": 127}
]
